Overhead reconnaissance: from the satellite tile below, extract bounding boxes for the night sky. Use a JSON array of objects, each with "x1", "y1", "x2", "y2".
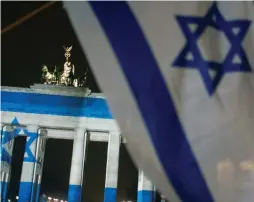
[{"x1": 2, "y1": 1, "x2": 139, "y2": 201}]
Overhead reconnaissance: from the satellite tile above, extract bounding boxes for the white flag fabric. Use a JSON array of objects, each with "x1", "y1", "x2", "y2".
[{"x1": 64, "y1": 2, "x2": 254, "y2": 202}]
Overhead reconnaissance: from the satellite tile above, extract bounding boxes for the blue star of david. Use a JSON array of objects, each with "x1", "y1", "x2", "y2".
[
  {"x1": 1, "y1": 117, "x2": 37, "y2": 163},
  {"x1": 13, "y1": 117, "x2": 38, "y2": 163},
  {"x1": 10, "y1": 117, "x2": 28, "y2": 137},
  {"x1": 172, "y1": 2, "x2": 252, "y2": 95}
]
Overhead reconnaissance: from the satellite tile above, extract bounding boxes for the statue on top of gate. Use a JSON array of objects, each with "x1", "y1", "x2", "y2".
[
  {"x1": 40, "y1": 45, "x2": 88, "y2": 87},
  {"x1": 60, "y1": 46, "x2": 75, "y2": 86}
]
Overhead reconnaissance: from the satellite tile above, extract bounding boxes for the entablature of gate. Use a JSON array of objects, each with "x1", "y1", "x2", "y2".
[{"x1": 1, "y1": 85, "x2": 120, "y2": 133}]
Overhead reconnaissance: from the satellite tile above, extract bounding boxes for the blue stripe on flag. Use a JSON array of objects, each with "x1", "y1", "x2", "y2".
[{"x1": 90, "y1": 2, "x2": 213, "y2": 202}]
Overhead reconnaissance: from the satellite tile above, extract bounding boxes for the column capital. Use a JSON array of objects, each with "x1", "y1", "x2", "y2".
[
  {"x1": 74, "y1": 127, "x2": 86, "y2": 133},
  {"x1": 109, "y1": 130, "x2": 121, "y2": 135},
  {"x1": 38, "y1": 128, "x2": 48, "y2": 137},
  {"x1": 3, "y1": 125, "x2": 16, "y2": 132},
  {"x1": 74, "y1": 128, "x2": 87, "y2": 139}
]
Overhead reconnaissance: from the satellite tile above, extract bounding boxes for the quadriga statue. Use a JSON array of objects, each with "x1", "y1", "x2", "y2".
[{"x1": 40, "y1": 45, "x2": 87, "y2": 87}]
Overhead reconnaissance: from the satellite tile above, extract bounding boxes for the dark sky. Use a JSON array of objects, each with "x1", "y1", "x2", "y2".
[
  {"x1": 1, "y1": 1, "x2": 99, "y2": 91},
  {"x1": 2, "y1": 1, "x2": 138, "y2": 201}
]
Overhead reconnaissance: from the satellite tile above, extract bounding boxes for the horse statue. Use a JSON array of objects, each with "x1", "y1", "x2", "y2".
[
  {"x1": 77, "y1": 68, "x2": 88, "y2": 87},
  {"x1": 41, "y1": 65, "x2": 58, "y2": 84}
]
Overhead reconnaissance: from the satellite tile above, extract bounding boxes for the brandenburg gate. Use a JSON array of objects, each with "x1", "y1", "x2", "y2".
[{"x1": 0, "y1": 46, "x2": 155, "y2": 202}]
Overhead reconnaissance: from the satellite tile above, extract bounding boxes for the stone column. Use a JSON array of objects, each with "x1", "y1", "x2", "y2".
[
  {"x1": 1, "y1": 173, "x2": 10, "y2": 202},
  {"x1": 68, "y1": 128, "x2": 88, "y2": 202},
  {"x1": 30, "y1": 129, "x2": 47, "y2": 202},
  {"x1": 104, "y1": 132, "x2": 121, "y2": 202},
  {"x1": 137, "y1": 170, "x2": 154, "y2": 202},
  {"x1": 18, "y1": 125, "x2": 39, "y2": 202},
  {"x1": 1, "y1": 125, "x2": 15, "y2": 202},
  {"x1": 35, "y1": 175, "x2": 42, "y2": 202}
]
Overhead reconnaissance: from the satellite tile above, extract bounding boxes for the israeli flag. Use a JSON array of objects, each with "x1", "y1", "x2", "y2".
[{"x1": 64, "y1": 2, "x2": 254, "y2": 202}]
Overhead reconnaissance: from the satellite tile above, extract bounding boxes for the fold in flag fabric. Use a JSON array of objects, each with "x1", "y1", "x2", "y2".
[{"x1": 64, "y1": 2, "x2": 254, "y2": 202}]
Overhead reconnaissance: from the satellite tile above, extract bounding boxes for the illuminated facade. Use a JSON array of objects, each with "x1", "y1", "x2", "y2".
[
  {"x1": 0, "y1": 85, "x2": 155, "y2": 202},
  {"x1": 1, "y1": 45, "x2": 156, "y2": 202}
]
